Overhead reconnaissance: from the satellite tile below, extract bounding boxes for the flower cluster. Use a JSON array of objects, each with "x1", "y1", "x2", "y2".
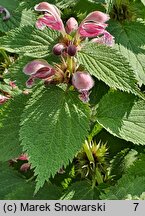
[
  {"x1": 23, "y1": 2, "x2": 114, "y2": 102},
  {"x1": 9, "y1": 154, "x2": 30, "y2": 173},
  {"x1": 0, "y1": 81, "x2": 19, "y2": 106}
]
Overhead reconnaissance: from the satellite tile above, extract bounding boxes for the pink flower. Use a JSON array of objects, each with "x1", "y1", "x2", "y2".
[
  {"x1": 78, "y1": 11, "x2": 109, "y2": 38},
  {"x1": 91, "y1": 31, "x2": 114, "y2": 47},
  {"x1": 0, "y1": 94, "x2": 9, "y2": 105},
  {"x1": 34, "y1": 2, "x2": 65, "y2": 34},
  {"x1": 9, "y1": 81, "x2": 17, "y2": 89},
  {"x1": 23, "y1": 59, "x2": 55, "y2": 88},
  {"x1": 65, "y1": 17, "x2": 78, "y2": 34},
  {"x1": 72, "y1": 71, "x2": 94, "y2": 91}
]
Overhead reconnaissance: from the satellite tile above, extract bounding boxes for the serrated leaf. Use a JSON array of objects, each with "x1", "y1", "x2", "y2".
[
  {"x1": 5, "y1": 182, "x2": 62, "y2": 200},
  {"x1": 108, "y1": 149, "x2": 138, "y2": 180},
  {"x1": 0, "y1": 163, "x2": 61, "y2": 199},
  {"x1": 0, "y1": 0, "x2": 19, "y2": 11},
  {"x1": 96, "y1": 90, "x2": 145, "y2": 145},
  {"x1": 100, "y1": 175, "x2": 145, "y2": 200},
  {"x1": 77, "y1": 43, "x2": 143, "y2": 98},
  {"x1": 127, "y1": 154, "x2": 145, "y2": 177},
  {"x1": 108, "y1": 20, "x2": 145, "y2": 85},
  {"x1": 0, "y1": 26, "x2": 60, "y2": 58},
  {"x1": 61, "y1": 180, "x2": 99, "y2": 200},
  {"x1": 55, "y1": 0, "x2": 78, "y2": 9},
  {"x1": 0, "y1": 94, "x2": 30, "y2": 161},
  {"x1": 18, "y1": 0, "x2": 78, "y2": 10},
  {"x1": 20, "y1": 85, "x2": 90, "y2": 192},
  {"x1": 0, "y1": 4, "x2": 36, "y2": 32},
  {"x1": 73, "y1": 0, "x2": 105, "y2": 16}
]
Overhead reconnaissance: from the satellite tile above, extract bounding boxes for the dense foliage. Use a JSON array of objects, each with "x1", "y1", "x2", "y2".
[{"x1": 0, "y1": 0, "x2": 145, "y2": 200}]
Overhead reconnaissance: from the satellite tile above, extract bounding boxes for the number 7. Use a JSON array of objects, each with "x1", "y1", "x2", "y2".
[{"x1": 133, "y1": 203, "x2": 139, "y2": 211}]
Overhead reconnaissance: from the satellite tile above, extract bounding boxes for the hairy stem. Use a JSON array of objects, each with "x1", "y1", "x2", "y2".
[{"x1": 67, "y1": 55, "x2": 74, "y2": 74}]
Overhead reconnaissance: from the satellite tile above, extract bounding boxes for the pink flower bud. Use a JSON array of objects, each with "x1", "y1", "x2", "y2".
[
  {"x1": 72, "y1": 71, "x2": 94, "y2": 91},
  {"x1": 78, "y1": 11, "x2": 109, "y2": 38},
  {"x1": 0, "y1": 6, "x2": 10, "y2": 21},
  {"x1": 34, "y1": 2, "x2": 65, "y2": 34},
  {"x1": 52, "y1": 43, "x2": 65, "y2": 55},
  {"x1": 20, "y1": 163, "x2": 30, "y2": 172},
  {"x1": 18, "y1": 154, "x2": 28, "y2": 161},
  {"x1": 67, "y1": 44, "x2": 77, "y2": 56},
  {"x1": 0, "y1": 94, "x2": 9, "y2": 105},
  {"x1": 65, "y1": 17, "x2": 78, "y2": 34}
]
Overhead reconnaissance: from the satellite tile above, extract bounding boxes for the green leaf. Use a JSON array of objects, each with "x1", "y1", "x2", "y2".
[
  {"x1": 127, "y1": 154, "x2": 145, "y2": 177},
  {"x1": 0, "y1": 94, "x2": 30, "y2": 161},
  {"x1": 0, "y1": 163, "x2": 61, "y2": 200},
  {"x1": 0, "y1": 0, "x2": 19, "y2": 11},
  {"x1": 0, "y1": 26, "x2": 60, "y2": 58},
  {"x1": 5, "y1": 182, "x2": 62, "y2": 200},
  {"x1": 61, "y1": 180, "x2": 100, "y2": 200},
  {"x1": 0, "y1": 163, "x2": 26, "y2": 199},
  {"x1": 20, "y1": 85, "x2": 90, "y2": 192},
  {"x1": 108, "y1": 20, "x2": 145, "y2": 85},
  {"x1": 77, "y1": 43, "x2": 143, "y2": 98},
  {"x1": 18, "y1": 0, "x2": 78, "y2": 10},
  {"x1": 100, "y1": 175, "x2": 145, "y2": 200},
  {"x1": 125, "y1": 192, "x2": 145, "y2": 200},
  {"x1": 141, "y1": 0, "x2": 145, "y2": 6},
  {"x1": 96, "y1": 90, "x2": 145, "y2": 145},
  {"x1": 108, "y1": 149, "x2": 138, "y2": 180},
  {"x1": 141, "y1": 0, "x2": 145, "y2": 5},
  {"x1": 55, "y1": 0, "x2": 78, "y2": 9},
  {"x1": 89, "y1": 79, "x2": 109, "y2": 106},
  {"x1": 0, "y1": 3, "x2": 36, "y2": 32},
  {"x1": 73, "y1": 0, "x2": 105, "y2": 17}
]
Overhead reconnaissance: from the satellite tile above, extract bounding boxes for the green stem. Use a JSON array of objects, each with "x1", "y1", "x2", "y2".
[
  {"x1": 92, "y1": 167, "x2": 103, "y2": 189},
  {"x1": 67, "y1": 55, "x2": 73, "y2": 74},
  {"x1": 0, "y1": 49, "x2": 11, "y2": 65},
  {"x1": 26, "y1": 175, "x2": 35, "y2": 182},
  {"x1": 95, "y1": 167, "x2": 103, "y2": 184}
]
